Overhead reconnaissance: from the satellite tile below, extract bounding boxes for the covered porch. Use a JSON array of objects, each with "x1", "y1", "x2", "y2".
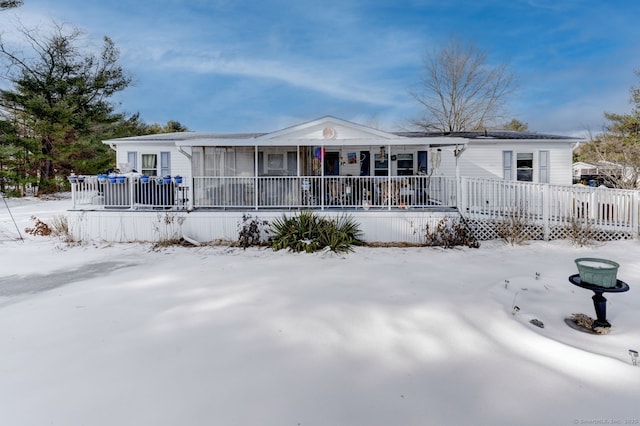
[
  {"x1": 70, "y1": 173, "x2": 458, "y2": 211},
  {"x1": 75, "y1": 116, "x2": 467, "y2": 211}
]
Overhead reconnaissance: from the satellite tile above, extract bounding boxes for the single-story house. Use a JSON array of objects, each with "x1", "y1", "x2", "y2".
[
  {"x1": 572, "y1": 160, "x2": 636, "y2": 187},
  {"x1": 68, "y1": 116, "x2": 584, "y2": 243}
]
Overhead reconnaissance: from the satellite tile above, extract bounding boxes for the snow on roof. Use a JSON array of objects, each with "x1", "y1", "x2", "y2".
[{"x1": 394, "y1": 130, "x2": 581, "y2": 140}]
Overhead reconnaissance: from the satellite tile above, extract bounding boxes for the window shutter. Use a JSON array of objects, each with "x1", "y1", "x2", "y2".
[
  {"x1": 503, "y1": 151, "x2": 513, "y2": 180},
  {"x1": 539, "y1": 151, "x2": 549, "y2": 183},
  {"x1": 127, "y1": 151, "x2": 137, "y2": 171},
  {"x1": 160, "y1": 151, "x2": 171, "y2": 177}
]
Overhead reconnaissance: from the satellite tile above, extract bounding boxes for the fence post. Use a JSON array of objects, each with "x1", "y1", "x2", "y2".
[
  {"x1": 633, "y1": 190, "x2": 639, "y2": 238},
  {"x1": 457, "y1": 176, "x2": 466, "y2": 213},
  {"x1": 128, "y1": 177, "x2": 135, "y2": 210},
  {"x1": 70, "y1": 182, "x2": 77, "y2": 209},
  {"x1": 542, "y1": 184, "x2": 550, "y2": 240}
]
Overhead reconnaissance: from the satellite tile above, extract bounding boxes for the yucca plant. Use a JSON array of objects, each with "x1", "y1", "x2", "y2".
[{"x1": 269, "y1": 211, "x2": 363, "y2": 253}]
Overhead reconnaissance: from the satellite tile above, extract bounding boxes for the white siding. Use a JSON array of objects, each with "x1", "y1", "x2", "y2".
[
  {"x1": 67, "y1": 210, "x2": 457, "y2": 244},
  {"x1": 456, "y1": 141, "x2": 573, "y2": 185},
  {"x1": 548, "y1": 147, "x2": 572, "y2": 184},
  {"x1": 115, "y1": 143, "x2": 191, "y2": 180}
]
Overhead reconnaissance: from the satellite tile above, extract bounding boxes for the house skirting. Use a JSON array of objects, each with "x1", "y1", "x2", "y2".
[{"x1": 67, "y1": 209, "x2": 460, "y2": 244}]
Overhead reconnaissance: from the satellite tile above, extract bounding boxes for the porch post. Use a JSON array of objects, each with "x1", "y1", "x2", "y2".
[
  {"x1": 128, "y1": 177, "x2": 135, "y2": 210},
  {"x1": 632, "y1": 190, "x2": 639, "y2": 237},
  {"x1": 455, "y1": 148, "x2": 461, "y2": 210},
  {"x1": 387, "y1": 144, "x2": 391, "y2": 211},
  {"x1": 542, "y1": 184, "x2": 551, "y2": 240},
  {"x1": 320, "y1": 145, "x2": 325, "y2": 210},
  {"x1": 254, "y1": 145, "x2": 259, "y2": 210},
  {"x1": 454, "y1": 144, "x2": 467, "y2": 210},
  {"x1": 71, "y1": 182, "x2": 77, "y2": 209}
]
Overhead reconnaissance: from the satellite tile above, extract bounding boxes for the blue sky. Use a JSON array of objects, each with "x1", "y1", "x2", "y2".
[{"x1": 1, "y1": 0, "x2": 639, "y2": 135}]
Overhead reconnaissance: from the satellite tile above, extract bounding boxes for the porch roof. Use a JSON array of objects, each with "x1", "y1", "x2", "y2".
[
  {"x1": 172, "y1": 135, "x2": 468, "y2": 148},
  {"x1": 103, "y1": 116, "x2": 469, "y2": 148}
]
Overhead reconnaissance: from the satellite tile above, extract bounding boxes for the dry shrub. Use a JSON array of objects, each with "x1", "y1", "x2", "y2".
[
  {"x1": 152, "y1": 212, "x2": 186, "y2": 245},
  {"x1": 424, "y1": 217, "x2": 479, "y2": 248},
  {"x1": 566, "y1": 217, "x2": 596, "y2": 246},
  {"x1": 24, "y1": 216, "x2": 52, "y2": 236},
  {"x1": 25, "y1": 215, "x2": 74, "y2": 242},
  {"x1": 570, "y1": 313, "x2": 610, "y2": 334},
  {"x1": 496, "y1": 206, "x2": 532, "y2": 245}
]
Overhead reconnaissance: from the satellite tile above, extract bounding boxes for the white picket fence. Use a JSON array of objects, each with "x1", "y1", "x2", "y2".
[
  {"x1": 459, "y1": 177, "x2": 640, "y2": 239},
  {"x1": 70, "y1": 174, "x2": 640, "y2": 240}
]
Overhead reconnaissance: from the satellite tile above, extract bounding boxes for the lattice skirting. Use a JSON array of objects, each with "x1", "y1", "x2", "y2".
[{"x1": 465, "y1": 218, "x2": 634, "y2": 242}]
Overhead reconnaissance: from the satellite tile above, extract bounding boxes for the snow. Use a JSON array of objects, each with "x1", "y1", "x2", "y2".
[{"x1": 1, "y1": 195, "x2": 640, "y2": 426}]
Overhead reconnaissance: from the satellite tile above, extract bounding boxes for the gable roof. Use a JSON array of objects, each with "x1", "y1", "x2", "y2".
[
  {"x1": 103, "y1": 116, "x2": 580, "y2": 148},
  {"x1": 105, "y1": 116, "x2": 468, "y2": 148},
  {"x1": 394, "y1": 130, "x2": 581, "y2": 141}
]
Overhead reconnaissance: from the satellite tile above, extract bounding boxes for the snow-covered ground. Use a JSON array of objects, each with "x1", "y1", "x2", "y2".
[{"x1": 1, "y1": 195, "x2": 639, "y2": 426}]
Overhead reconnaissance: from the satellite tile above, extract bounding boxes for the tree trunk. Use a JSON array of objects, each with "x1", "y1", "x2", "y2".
[{"x1": 38, "y1": 135, "x2": 56, "y2": 194}]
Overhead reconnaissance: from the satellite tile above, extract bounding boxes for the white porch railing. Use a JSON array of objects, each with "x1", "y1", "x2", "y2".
[
  {"x1": 70, "y1": 175, "x2": 189, "y2": 210},
  {"x1": 70, "y1": 175, "x2": 456, "y2": 210},
  {"x1": 70, "y1": 174, "x2": 640, "y2": 237},
  {"x1": 459, "y1": 177, "x2": 640, "y2": 235},
  {"x1": 191, "y1": 175, "x2": 457, "y2": 209}
]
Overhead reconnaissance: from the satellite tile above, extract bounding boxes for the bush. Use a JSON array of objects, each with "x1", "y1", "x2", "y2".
[
  {"x1": 495, "y1": 205, "x2": 532, "y2": 245},
  {"x1": 25, "y1": 215, "x2": 52, "y2": 236},
  {"x1": 237, "y1": 214, "x2": 270, "y2": 249},
  {"x1": 565, "y1": 217, "x2": 596, "y2": 246},
  {"x1": 24, "y1": 214, "x2": 74, "y2": 242},
  {"x1": 269, "y1": 211, "x2": 363, "y2": 253},
  {"x1": 152, "y1": 212, "x2": 186, "y2": 246},
  {"x1": 424, "y1": 216, "x2": 479, "y2": 248}
]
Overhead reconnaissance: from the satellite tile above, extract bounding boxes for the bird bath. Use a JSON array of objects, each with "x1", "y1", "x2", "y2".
[{"x1": 568, "y1": 274, "x2": 629, "y2": 331}]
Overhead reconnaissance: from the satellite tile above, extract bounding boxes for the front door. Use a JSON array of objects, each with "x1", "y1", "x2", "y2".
[{"x1": 324, "y1": 152, "x2": 340, "y2": 176}]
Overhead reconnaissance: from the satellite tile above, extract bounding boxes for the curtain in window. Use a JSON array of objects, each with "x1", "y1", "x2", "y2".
[
  {"x1": 204, "y1": 148, "x2": 221, "y2": 176},
  {"x1": 142, "y1": 154, "x2": 158, "y2": 176},
  {"x1": 192, "y1": 148, "x2": 203, "y2": 176},
  {"x1": 224, "y1": 148, "x2": 236, "y2": 176},
  {"x1": 142, "y1": 154, "x2": 157, "y2": 169}
]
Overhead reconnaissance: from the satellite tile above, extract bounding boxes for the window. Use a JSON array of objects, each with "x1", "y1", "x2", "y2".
[
  {"x1": 417, "y1": 151, "x2": 428, "y2": 175},
  {"x1": 140, "y1": 152, "x2": 171, "y2": 176},
  {"x1": 516, "y1": 153, "x2": 533, "y2": 181},
  {"x1": 396, "y1": 153, "x2": 413, "y2": 176},
  {"x1": 374, "y1": 153, "x2": 388, "y2": 176},
  {"x1": 141, "y1": 154, "x2": 158, "y2": 176},
  {"x1": 267, "y1": 154, "x2": 284, "y2": 170}
]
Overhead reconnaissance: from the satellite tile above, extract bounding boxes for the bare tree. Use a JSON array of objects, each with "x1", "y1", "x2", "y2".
[
  {"x1": 0, "y1": 1, "x2": 23, "y2": 10},
  {"x1": 411, "y1": 38, "x2": 515, "y2": 132}
]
